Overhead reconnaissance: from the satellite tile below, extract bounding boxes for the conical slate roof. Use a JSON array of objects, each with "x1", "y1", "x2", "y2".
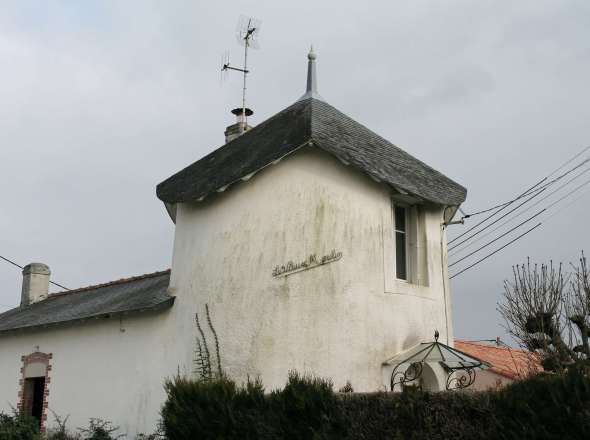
[
  {"x1": 156, "y1": 97, "x2": 466, "y2": 206},
  {"x1": 157, "y1": 51, "x2": 466, "y2": 206}
]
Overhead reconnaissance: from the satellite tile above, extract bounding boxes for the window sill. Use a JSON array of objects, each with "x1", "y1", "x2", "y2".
[{"x1": 384, "y1": 281, "x2": 432, "y2": 299}]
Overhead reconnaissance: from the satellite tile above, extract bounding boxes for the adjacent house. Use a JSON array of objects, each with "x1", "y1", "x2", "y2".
[
  {"x1": 455, "y1": 339, "x2": 543, "y2": 390},
  {"x1": 0, "y1": 50, "x2": 475, "y2": 436}
]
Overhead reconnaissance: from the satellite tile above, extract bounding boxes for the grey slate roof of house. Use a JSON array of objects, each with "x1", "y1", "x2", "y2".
[
  {"x1": 0, "y1": 270, "x2": 173, "y2": 334},
  {"x1": 156, "y1": 97, "x2": 467, "y2": 206}
]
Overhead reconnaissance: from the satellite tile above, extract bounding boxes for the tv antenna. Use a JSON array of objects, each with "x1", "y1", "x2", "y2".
[{"x1": 221, "y1": 15, "x2": 261, "y2": 132}]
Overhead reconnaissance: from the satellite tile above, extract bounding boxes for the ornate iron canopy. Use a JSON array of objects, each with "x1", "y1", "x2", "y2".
[{"x1": 384, "y1": 331, "x2": 491, "y2": 391}]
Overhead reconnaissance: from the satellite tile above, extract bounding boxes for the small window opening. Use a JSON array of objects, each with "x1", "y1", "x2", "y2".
[
  {"x1": 23, "y1": 377, "x2": 45, "y2": 425},
  {"x1": 394, "y1": 205, "x2": 408, "y2": 280}
]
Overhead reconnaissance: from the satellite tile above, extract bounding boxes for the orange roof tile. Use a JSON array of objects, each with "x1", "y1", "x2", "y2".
[{"x1": 455, "y1": 339, "x2": 543, "y2": 380}]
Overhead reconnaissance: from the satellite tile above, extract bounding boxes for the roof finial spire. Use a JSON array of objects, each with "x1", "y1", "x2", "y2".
[{"x1": 298, "y1": 45, "x2": 323, "y2": 101}]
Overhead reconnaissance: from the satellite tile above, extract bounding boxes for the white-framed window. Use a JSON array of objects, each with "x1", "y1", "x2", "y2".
[
  {"x1": 386, "y1": 200, "x2": 429, "y2": 289},
  {"x1": 394, "y1": 205, "x2": 408, "y2": 281}
]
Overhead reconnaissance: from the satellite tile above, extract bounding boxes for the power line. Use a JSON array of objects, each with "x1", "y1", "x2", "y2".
[
  {"x1": 456, "y1": 155, "x2": 590, "y2": 232},
  {"x1": 0, "y1": 254, "x2": 70, "y2": 291},
  {"x1": 449, "y1": 223, "x2": 542, "y2": 279},
  {"x1": 0, "y1": 255, "x2": 23, "y2": 270},
  {"x1": 541, "y1": 187, "x2": 590, "y2": 224},
  {"x1": 446, "y1": 146, "x2": 590, "y2": 279},
  {"x1": 448, "y1": 209, "x2": 545, "y2": 268},
  {"x1": 529, "y1": 156, "x2": 590, "y2": 195},
  {"x1": 450, "y1": 169, "x2": 590, "y2": 256},
  {"x1": 448, "y1": 174, "x2": 590, "y2": 274},
  {"x1": 459, "y1": 145, "x2": 590, "y2": 220},
  {"x1": 450, "y1": 159, "x2": 590, "y2": 251},
  {"x1": 449, "y1": 187, "x2": 547, "y2": 251},
  {"x1": 545, "y1": 144, "x2": 590, "y2": 179},
  {"x1": 449, "y1": 178, "x2": 546, "y2": 244}
]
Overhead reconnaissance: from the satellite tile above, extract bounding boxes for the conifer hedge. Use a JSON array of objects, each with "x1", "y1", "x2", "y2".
[{"x1": 161, "y1": 368, "x2": 590, "y2": 440}]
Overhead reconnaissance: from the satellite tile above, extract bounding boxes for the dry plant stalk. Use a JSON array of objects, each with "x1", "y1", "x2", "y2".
[{"x1": 193, "y1": 304, "x2": 223, "y2": 380}]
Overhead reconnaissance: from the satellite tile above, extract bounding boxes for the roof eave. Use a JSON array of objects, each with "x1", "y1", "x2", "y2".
[
  {"x1": 0, "y1": 296, "x2": 175, "y2": 336},
  {"x1": 157, "y1": 139, "x2": 313, "y2": 205}
]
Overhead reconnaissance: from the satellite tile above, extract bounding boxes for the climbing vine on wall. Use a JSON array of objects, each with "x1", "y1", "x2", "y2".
[{"x1": 193, "y1": 304, "x2": 223, "y2": 381}]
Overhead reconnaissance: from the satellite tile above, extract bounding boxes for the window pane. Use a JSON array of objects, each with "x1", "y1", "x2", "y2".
[
  {"x1": 396, "y1": 231, "x2": 407, "y2": 280},
  {"x1": 395, "y1": 206, "x2": 406, "y2": 232}
]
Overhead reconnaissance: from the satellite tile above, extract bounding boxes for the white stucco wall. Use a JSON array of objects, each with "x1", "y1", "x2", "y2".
[
  {"x1": 0, "y1": 311, "x2": 176, "y2": 437},
  {"x1": 0, "y1": 145, "x2": 456, "y2": 436},
  {"x1": 168, "y1": 146, "x2": 454, "y2": 393}
]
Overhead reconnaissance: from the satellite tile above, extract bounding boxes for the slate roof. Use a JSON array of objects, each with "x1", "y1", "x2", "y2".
[
  {"x1": 0, "y1": 270, "x2": 173, "y2": 334},
  {"x1": 156, "y1": 97, "x2": 467, "y2": 206},
  {"x1": 455, "y1": 340, "x2": 543, "y2": 379}
]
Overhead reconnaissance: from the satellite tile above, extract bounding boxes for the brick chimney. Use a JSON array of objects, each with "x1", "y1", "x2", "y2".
[{"x1": 21, "y1": 263, "x2": 51, "y2": 306}]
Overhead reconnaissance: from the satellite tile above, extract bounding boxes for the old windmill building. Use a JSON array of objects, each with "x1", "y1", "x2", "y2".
[{"x1": 0, "y1": 50, "x2": 478, "y2": 435}]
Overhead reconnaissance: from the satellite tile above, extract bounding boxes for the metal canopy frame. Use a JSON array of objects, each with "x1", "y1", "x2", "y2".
[{"x1": 387, "y1": 331, "x2": 490, "y2": 391}]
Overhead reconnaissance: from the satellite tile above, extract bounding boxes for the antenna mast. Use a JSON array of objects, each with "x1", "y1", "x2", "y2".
[{"x1": 221, "y1": 15, "x2": 261, "y2": 133}]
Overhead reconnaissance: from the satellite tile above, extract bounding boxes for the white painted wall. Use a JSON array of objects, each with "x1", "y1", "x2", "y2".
[
  {"x1": 0, "y1": 311, "x2": 176, "y2": 437},
  {"x1": 168, "y1": 146, "x2": 454, "y2": 393},
  {"x1": 0, "y1": 145, "x2": 455, "y2": 436}
]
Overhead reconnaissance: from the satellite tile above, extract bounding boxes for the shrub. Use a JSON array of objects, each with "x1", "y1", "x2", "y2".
[
  {"x1": 46, "y1": 412, "x2": 78, "y2": 440},
  {"x1": 161, "y1": 367, "x2": 590, "y2": 440},
  {"x1": 46, "y1": 415, "x2": 126, "y2": 440},
  {"x1": 338, "y1": 381, "x2": 354, "y2": 393},
  {"x1": 269, "y1": 371, "x2": 342, "y2": 439},
  {"x1": 161, "y1": 374, "x2": 267, "y2": 439},
  {"x1": 78, "y1": 418, "x2": 123, "y2": 440},
  {"x1": 492, "y1": 366, "x2": 590, "y2": 439},
  {"x1": 0, "y1": 411, "x2": 40, "y2": 440}
]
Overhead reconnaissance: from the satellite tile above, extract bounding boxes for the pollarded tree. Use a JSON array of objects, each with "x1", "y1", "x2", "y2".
[{"x1": 498, "y1": 253, "x2": 590, "y2": 372}]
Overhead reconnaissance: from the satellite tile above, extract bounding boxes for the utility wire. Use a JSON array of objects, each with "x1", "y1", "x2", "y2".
[
  {"x1": 545, "y1": 144, "x2": 590, "y2": 179},
  {"x1": 448, "y1": 209, "x2": 545, "y2": 268},
  {"x1": 455, "y1": 155, "x2": 589, "y2": 235},
  {"x1": 525, "y1": 156, "x2": 590, "y2": 196},
  {"x1": 449, "y1": 223, "x2": 542, "y2": 279},
  {"x1": 0, "y1": 255, "x2": 22, "y2": 270},
  {"x1": 449, "y1": 179, "x2": 546, "y2": 244},
  {"x1": 450, "y1": 168, "x2": 590, "y2": 255},
  {"x1": 449, "y1": 183, "x2": 590, "y2": 279},
  {"x1": 452, "y1": 175, "x2": 590, "y2": 259},
  {"x1": 449, "y1": 187, "x2": 547, "y2": 251},
  {"x1": 450, "y1": 161, "x2": 590, "y2": 251},
  {"x1": 541, "y1": 187, "x2": 590, "y2": 224},
  {"x1": 459, "y1": 145, "x2": 590, "y2": 220},
  {"x1": 447, "y1": 146, "x2": 590, "y2": 279},
  {"x1": 0, "y1": 254, "x2": 70, "y2": 291}
]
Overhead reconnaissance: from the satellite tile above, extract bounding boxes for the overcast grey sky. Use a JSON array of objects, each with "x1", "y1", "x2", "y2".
[{"x1": 1, "y1": 1, "x2": 589, "y2": 342}]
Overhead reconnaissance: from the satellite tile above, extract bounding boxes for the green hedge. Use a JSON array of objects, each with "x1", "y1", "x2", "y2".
[{"x1": 161, "y1": 368, "x2": 590, "y2": 440}]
